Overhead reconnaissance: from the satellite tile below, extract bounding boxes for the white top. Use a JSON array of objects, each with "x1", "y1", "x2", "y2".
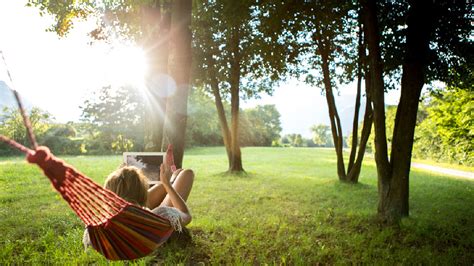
[{"x1": 150, "y1": 206, "x2": 183, "y2": 232}]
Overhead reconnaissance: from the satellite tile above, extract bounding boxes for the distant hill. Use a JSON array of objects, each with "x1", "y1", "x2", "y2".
[
  {"x1": 338, "y1": 98, "x2": 367, "y2": 136},
  {"x1": 0, "y1": 80, "x2": 16, "y2": 110},
  {"x1": 0, "y1": 80, "x2": 32, "y2": 111}
]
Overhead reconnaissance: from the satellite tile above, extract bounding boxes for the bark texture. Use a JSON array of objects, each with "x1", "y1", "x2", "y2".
[
  {"x1": 208, "y1": 55, "x2": 233, "y2": 167},
  {"x1": 164, "y1": 0, "x2": 192, "y2": 168},
  {"x1": 362, "y1": 0, "x2": 433, "y2": 223},
  {"x1": 316, "y1": 29, "x2": 346, "y2": 180},
  {"x1": 228, "y1": 26, "x2": 244, "y2": 172}
]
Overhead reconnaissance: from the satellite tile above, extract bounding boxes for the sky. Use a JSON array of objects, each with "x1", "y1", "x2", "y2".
[
  {"x1": 0, "y1": 1, "x2": 147, "y2": 122},
  {"x1": 0, "y1": 0, "x2": 402, "y2": 138}
]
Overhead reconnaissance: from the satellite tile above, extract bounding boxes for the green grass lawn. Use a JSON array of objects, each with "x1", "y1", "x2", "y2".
[{"x1": 1, "y1": 147, "x2": 473, "y2": 264}]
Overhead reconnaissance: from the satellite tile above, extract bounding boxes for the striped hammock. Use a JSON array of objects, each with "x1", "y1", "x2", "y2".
[{"x1": 1, "y1": 137, "x2": 177, "y2": 260}]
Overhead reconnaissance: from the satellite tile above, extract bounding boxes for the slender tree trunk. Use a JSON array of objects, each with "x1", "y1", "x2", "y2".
[
  {"x1": 143, "y1": 1, "x2": 171, "y2": 152},
  {"x1": 389, "y1": 0, "x2": 433, "y2": 217},
  {"x1": 347, "y1": 75, "x2": 373, "y2": 183},
  {"x1": 229, "y1": 27, "x2": 244, "y2": 173},
  {"x1": 348, "y1": 73, "x2": 362, "y2": 171},
  {"x1": 313, "y1": 22, "x2": 372, "y2": 184},
  {"x1": 316, "y1": 31, "x2": 346, "y2": 180},
  {"x1": 347, "y1": 31, "x2": 373, "y2": 183},
  {"x1": 208, "y1": 56, "x2": 233, "y2": 167},
  {"x1": 348, "y1": 21, "x2": 364, "y2": 173},
  {"x1": 164, "y1": 0, "x2": 192, "y2": 168}
]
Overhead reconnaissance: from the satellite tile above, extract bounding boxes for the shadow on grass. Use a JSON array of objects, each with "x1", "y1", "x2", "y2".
[
  {"x1": 149, "y1": 227, "x2": 211, "y2": 264},
  {"x1": 209, "y1": 171, "x2": 258, "y2": 179},
  {"x1": 334, "y1": 180, "x2": 373, "y2": 189}
]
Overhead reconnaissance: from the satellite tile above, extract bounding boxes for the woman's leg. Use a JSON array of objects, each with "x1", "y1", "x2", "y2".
[
  {"x1": 147, "y1": 183, "x2": 167, "y2": 209},
  {"x1": 147, "y1": 169, "x2": 184, "y2": 209},
  {"x1": 160, "y1": 169, "x2": 194, "y2": 207}
]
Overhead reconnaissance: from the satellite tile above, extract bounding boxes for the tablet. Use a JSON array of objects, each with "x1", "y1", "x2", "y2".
[{"x1": 123, "y1": 152, "x2": 164, "y2": 185}]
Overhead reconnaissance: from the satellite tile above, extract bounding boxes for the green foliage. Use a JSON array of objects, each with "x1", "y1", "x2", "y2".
[
  {"x1": 186, "y1": 89, "x2": 283, "y2": 147},
  {"x1": 186, "y1": 88, "x2": 223, "y2": 147},
  {"x1": 310, "y1": 124, "x2": 333, "y2": 147},
  {"x1": 413, "y1": 88, "x2": 473, "y2": 166},
  {"x1": 40, "y1": 123, "x2": 84, "y2": 155},
  {"x1": 0, "y1": 107, "x2": 86, "y2": 155},
  {"x1": 1, "y1": 148, "x2": 473, "y2": 264},
  {"x1": 374, "y1": 0, "x2": 472, "y2": 89},
  {"x1": 0, "y1": 107, "x2": 52, "y2": 155},
  {"x1": 26, "y1": 0, "x2": 94, "y2": 37},
  {"x1": 77, "y1": 86, "x2": 283, "y2": 151},
  {"x1": 192, "y1": 0, "x2": 296, "y2": 99},
  {"x1": 79, "y1": 85, "x2": 145, "y2": 154},
  {"x1": 384, "y1": 105, "x2": 397, "y2": 148},
  {"x1": 347, "y1": 106, "x2": 396, "y2": 153},
  {"x1": 240, "y1": 105, "x2": 282, "y2": 146},
  {"x1": 280, "y1": 133, "x2": 315, "y2": 148},
  {"x1": 26, "y1": 0, "x2": 158, "y2": 41},
  {"x1": 305, "y1": 1, "x2": 358, "y2": 88},
  {"x1": 262, "y1": 0, "x2": 358, "y2": 88}
]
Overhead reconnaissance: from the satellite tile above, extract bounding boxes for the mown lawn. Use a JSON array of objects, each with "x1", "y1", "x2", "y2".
[{"x1": 0, "y1": 147, "x2": 473, "y2": 264}]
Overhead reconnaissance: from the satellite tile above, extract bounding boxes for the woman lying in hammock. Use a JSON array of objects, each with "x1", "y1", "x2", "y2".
[{"x1": 83, "y1": 162, "x2": 194, "y2": 248}]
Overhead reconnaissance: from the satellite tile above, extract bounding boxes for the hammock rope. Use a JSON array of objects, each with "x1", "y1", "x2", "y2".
[{"x1": 0, "y1": 88, "x2": 177, "y2": 260}]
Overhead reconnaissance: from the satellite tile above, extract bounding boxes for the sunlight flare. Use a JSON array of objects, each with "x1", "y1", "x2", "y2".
[{"x1": 104, "y1": 45, "x2": 148, "y2": 89}]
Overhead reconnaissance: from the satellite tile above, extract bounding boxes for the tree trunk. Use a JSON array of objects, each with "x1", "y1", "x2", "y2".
[
  {"x1": 347, "y1": 33, "x2": 373, "y2": 183},
  {"x1": 228, "y1": 27, "x2": 244, "y2": 173},
  {"x1": 362, "y1": 0, "x2": 433, "y2": 223},
  {"x1": 347, "y1": 75, "x2": 373, "y2": 183},
  {"x1": 348, "y1": 21, "x2": 364, "y2": 173},
  {"x1": 208, "y1": 55, "x2": 233, "y2": 168},
  {"x1": 389, "y1": 0, "x2": 433, "y2": 217},
  {"x1": 316, "y1": 31, "x2": 346, "y2": 180},
  {"x1": 363, "y1": 0, "x2": 395, "y2": 221},
  {"x1": 164, "y1": 0, "x2": 192, "y2": 168},
  {"x1": 143, "y1": 2, "x2": 171, "y2": 152}
]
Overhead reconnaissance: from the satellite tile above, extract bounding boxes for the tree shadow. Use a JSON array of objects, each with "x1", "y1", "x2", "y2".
[
  {"x1": 335, "y1": 180, "x2": 373, "y2": 189},
  {"x1": 208, "y1": 171, "x2": 257, "y2": 179}
]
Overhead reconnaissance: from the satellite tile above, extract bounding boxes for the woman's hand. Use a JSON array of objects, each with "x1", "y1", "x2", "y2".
[
  {"x1": 158, "y1": 165, "x2": 192, "y2": 226},
  {"x1": 160, "y1": 163, "x2": 173, "y2": 186}
]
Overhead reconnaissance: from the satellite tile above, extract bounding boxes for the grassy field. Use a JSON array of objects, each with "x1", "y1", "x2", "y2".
[{"x1": 0, "y1": 147, "x2": 473, "y2": 264}]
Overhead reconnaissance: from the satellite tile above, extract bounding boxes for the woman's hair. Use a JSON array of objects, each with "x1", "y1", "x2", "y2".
[{"x1": 104, "y1": 166, "x2": 148, "y2": 206}]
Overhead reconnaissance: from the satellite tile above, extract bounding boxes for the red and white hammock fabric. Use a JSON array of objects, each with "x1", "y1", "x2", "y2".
[{"x1": 0, "y1": 135, "x2": 178, "y2": 260}]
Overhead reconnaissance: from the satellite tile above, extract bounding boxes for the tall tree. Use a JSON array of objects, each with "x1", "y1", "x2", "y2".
[
  {"x1": 27, "y1": 0, "x2": 192, "y2": 167},
  {"x1": 163, "y1": 0, "x2": 192, "y2": 167},
  {"x1": 270, "y1": 1, "x2": 373, "y2": 183},
  {"x1": 193, "y1": 0, "x2": 295, "y2": 172},
  {"x1": 361, "y1": 0, "x2": 472, "y2": 223}
]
